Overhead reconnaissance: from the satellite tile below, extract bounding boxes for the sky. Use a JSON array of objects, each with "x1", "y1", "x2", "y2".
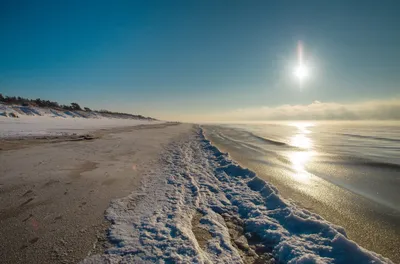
[{"x1": 1, "y1": 0, "x2": 399, "y2": 121}]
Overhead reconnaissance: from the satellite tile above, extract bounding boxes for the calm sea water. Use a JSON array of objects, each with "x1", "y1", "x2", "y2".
[{"x1": 203, "y1": 121, "x2": 400, "y2": 262}]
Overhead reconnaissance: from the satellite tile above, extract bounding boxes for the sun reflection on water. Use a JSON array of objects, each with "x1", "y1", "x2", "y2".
[
  {"x1": 288, "y1": 151, "x2": 314, "y2": 182},
  {"x1": 288, "y1": 122, "x2": 315, "y2": 183},
  {"x1": 291, "y1": 134, "x2": 312, "y2": 149}
]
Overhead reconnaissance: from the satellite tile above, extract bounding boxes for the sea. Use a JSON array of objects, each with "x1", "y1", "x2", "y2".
[{"x1": 203, "y1": 121, "x2": 400, "y2": 263}]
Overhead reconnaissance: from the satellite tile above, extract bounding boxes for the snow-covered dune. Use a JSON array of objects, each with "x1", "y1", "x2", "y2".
[
  {"x1": 0, "y1": 103, "x2": 160, "y2": 138},
  {"x1": 83, "y1": 127, "x2": 393, "y2": 264}
]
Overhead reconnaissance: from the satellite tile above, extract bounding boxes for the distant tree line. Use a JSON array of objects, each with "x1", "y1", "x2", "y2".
[
  {"x1": 0, "y1": 94, "x2": 84, "y2": 110},
  {"x1": 0, "y1": 93, "x2": 155, "y2": 120},
  {"x1": 98, "y1": 109, "x2": 147, "y2": 119}
]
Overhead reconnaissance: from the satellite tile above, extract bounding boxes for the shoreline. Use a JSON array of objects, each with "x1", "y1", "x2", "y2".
[
  {"x1": 85, "y1": 126, "x2": 393, "y2": 263},
  {"x1": 202, "y1": 124, "x2": 400, "y2": 263}
]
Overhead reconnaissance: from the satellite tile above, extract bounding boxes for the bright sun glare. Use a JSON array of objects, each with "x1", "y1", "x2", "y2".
[
  {"x1": 294, "y1": 41, "x2": 310, "y2": 83},
  {"x1": 294, "y1": 64, "x2": 309, "y2": 81}
]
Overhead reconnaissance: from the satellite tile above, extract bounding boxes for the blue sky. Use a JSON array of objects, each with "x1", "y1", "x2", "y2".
[{"x1": 1, "y1": 0, "x2": 399, "y2": 120}]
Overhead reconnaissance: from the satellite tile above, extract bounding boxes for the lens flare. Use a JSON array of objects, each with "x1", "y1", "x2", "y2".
[{"x1": 294, "y1": 41, "x2": 310, "y2": 83}]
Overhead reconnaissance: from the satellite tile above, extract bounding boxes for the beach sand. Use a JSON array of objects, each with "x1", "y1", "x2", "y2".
[{"x1": 0, "y1": 122, "x2": 192, "y2": 263}]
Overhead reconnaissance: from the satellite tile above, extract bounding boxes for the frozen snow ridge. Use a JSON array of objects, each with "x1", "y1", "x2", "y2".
[{"x1": 83, "y1": 126, "x2": 393, "y2": 264}]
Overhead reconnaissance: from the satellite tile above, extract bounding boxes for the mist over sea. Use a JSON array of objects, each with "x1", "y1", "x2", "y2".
[{"x1": 203, "y1": 121, "x2": 400, "y2": 261}]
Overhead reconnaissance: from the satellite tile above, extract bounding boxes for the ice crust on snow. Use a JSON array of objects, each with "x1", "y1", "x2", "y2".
[{"x1": 83, "y1": 127, "x2": 393, "y2": 264}]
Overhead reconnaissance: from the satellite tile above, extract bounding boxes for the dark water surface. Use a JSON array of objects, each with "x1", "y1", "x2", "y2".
[{"x1": 203, "y1": 121, "x2": 400, "y2": 262}]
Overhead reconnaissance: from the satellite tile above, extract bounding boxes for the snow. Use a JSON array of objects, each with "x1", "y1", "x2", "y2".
[
  {"x1": 0, "y1": 103, "x2": 160, "y2": 138},
  {"x1": 83, "y1": 126, "x2": 393, "y2": 263},
  {"x1": 0, "y1": 116, "x2": 160, "y2": 138}
]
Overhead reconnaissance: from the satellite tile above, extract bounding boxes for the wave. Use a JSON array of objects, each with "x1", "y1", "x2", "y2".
[
  {"x1": 211, "y1": 128, "x2": 301, "y2": 153},
  {"x1": 357, "y1": 160, "x2": 400, "y2": 170},
  {"x1": 245, "y1": 131, "x2": 296, "y2": 148},
  {"x1": 328, "y1": 158, "x2": 400, "y2": 170},
  {"x1": 213, "y1": 131, "x2": 278, "y2": 155},
  {"x1": 340, "y1": 133, "x2": 400, "y2": 143}
]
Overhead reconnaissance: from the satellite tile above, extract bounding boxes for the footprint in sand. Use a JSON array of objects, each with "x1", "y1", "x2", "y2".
[
  {"x1": 102, "y1": 178, "x2": 117, "y2": 186},
  {"x1": 22, "y1": 213, "x2": 33, "y2": 222},
  {"x1": 22, "y1": 189, "x2": 33, "y2": 197},
  {"x1": 29, "y1": 237, "x2": 39, "y2": 244},
  {"x1": 43, "y1": 179, "x2": 60, "y2": 188},
  {"x1": 20, "y1": 245, "x2": 28, "y2": 250},
  {"x1": 20, "y1": 197, "x2": 34, "y2": 207}
]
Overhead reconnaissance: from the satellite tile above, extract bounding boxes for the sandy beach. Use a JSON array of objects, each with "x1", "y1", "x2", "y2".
[
  {"x1": 1, "y1": 122, "x2": 395, "y2": 263},
  {"x1": 0, "y1": 122, "x2": 190, "y2": 263}
]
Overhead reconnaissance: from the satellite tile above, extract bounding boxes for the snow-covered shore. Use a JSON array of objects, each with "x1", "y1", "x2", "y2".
[
  {"x1": 84, "y1": 126, "x2": 393, "y2": 264},
  {"x1": 0, "y1": 103, "x2": 161, "y2": 138},
  {"x1": 0, "y1": 115, "x2": 162, "y2": 138}
]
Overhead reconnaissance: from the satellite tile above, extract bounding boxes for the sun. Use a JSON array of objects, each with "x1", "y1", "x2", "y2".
[
  {"x1": 294, "y1": 64, "x2": 309, "y2": 81},
  {"x1": 293, "y1": 41, "x2": 311, "y2": 83}
]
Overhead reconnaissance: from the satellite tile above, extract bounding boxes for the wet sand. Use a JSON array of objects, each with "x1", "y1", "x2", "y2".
[{"x1": 0, "y1": 123, "x2": 192, "y2": 263}]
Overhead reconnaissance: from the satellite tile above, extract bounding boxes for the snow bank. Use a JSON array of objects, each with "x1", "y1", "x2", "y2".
[
  {"x1": 0, "y1": 103, "x2": 160, "y2": 138},
  {"x1": 83, "y1": 127, "x2": 393, "y2": 263},
  {"x1": 1, "y1": 103, "x2": 95, "y2": 118}
]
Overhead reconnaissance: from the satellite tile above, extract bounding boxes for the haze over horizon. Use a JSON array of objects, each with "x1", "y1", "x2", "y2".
[{"x1": 1, "y1": 0, "x2": 399, "y2": 121}]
